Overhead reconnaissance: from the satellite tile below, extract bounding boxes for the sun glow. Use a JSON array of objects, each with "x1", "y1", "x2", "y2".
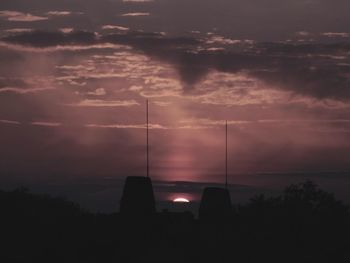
[{"x1": 173, "y1": 197, "x2": 190, "y2": 203}]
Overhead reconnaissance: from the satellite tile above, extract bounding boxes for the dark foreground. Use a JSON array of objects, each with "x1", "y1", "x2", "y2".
[{"x1": 1, "y1": 181, "x2": 350, "y2": 263}]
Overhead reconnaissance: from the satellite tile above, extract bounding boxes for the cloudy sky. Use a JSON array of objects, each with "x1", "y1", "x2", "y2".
[{"x1": 1, "y1": 0, "x2": 350, "y2": 211}]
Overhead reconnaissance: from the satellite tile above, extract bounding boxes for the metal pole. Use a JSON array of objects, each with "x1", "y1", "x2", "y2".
[
  {"x1": 146, "y1": 100, "x2": 149, "y2": 178},
  {"x1": 225, "y1": 120, "x2": 228, "y2": 189}
]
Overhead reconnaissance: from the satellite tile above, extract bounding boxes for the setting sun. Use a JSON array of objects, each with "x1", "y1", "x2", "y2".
[{"x1": 173, "y1": 197, "x2": 190, "y2": 203}]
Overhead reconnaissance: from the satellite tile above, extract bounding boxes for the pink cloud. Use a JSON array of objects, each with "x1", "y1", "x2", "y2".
[
  {"x1": 102, "y1": 25, "x2": 130, "y2": 31},
  {"x1": 66, "y1": 99, "x2": 140, "y2": 107},
  {"x1": 0, "y1": 10, "x2": 48, "y2": 22},
  {"x1": 121, "y1": 12, "x2": 150, "y2": 17},
  {"x1": 0, "y1": 119, "x2": 21, "y2": 125},
  {"x1": 31, "y1": 122, "x2": 62, "y2": 127},
  {"x1": 0, "y1": 87, "x2": 55, "y2": 94}
]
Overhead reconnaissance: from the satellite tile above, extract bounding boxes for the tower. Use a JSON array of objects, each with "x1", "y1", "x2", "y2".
[
  {"x1": 199, "y1": 120, "x2": 232, "y2": 221},
  {"x1": 120, "y1": 100, "x2": 156, "y2": 215}
]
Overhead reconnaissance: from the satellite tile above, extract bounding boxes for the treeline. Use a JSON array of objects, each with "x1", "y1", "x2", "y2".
[{"x1": 1, "y1": 182, "x2": 350, "y2": 263}]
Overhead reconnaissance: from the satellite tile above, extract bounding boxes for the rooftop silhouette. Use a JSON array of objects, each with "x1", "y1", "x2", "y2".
[
  {"x1": 120, "y1": 176, "x2": 156, "y2": 215},
  {"x1": 199, "y1": 187, "x2": 232, "y2": 220}
]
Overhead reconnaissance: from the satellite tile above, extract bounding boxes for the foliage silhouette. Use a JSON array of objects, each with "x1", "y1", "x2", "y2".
[{"x1": 1, "y1": 181, "x2": 349, "y2": 263}]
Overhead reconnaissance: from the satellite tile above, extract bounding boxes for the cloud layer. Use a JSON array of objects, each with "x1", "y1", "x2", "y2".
[
  {"x1": 2, "y1": 30, "x2": 350, "y2": 102},
  {"x1": 1, "y1": 0, "x2": 350, "y2": 201}
]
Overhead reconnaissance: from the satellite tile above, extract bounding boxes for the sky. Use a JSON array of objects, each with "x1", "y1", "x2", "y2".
[{"x1": 1, "y1": 0, "x2": 350, "y2": 212}]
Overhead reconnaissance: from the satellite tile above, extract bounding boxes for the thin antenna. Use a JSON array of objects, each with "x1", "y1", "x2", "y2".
[
  {"x1": 225, "y1": 120, "x2": 228, "y2": 189},
  {"x1": 146, "y1": 100, "x2": 149, "y2": 178}
]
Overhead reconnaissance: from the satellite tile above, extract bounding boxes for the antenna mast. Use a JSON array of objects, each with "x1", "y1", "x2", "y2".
[
  {"x1": 225, "y1": 120, "x2": 228, "y2": 189},
  {"x1": 146, "y1": 100, "x2": 149, "y2": 178}
]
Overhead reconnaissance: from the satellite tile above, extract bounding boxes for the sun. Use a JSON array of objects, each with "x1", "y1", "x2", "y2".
[{"x1": 173, "y1": 197, "x2": 190, "y2": 203}]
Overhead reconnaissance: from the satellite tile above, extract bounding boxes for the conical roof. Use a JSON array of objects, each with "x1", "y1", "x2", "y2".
[{"x1": 120, "y1": 176, "x2": 156, "y2": 215}]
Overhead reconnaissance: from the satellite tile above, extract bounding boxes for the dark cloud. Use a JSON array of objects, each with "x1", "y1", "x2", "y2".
[
  {"x1": 102, "y1": 31, "x2": 199, "y2": 48},
  {"x1": 2, "y1": 30, "x2": 350, "y2": 101},
  {"x1": 0, "y1": 77, "x2": 28, "y2": 88},
  {"x1": 1, "y1": 0, "x2": 350, "y2": 40},
  {"x1": 103, "y1": 32, "x2": 350, "y2": 100},
  {"x1": 2, "y1": 30, "x2": 96, "y2": 47}
]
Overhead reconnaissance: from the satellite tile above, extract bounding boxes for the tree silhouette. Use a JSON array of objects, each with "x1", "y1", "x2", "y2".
[{"x1": 1, "y1": 181, "x2": 350, "y2": 263}]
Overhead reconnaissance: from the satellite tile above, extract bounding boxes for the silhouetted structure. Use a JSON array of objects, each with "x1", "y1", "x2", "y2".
[
  {"x1": 120, "y1": 176, "x2": 156, "y2": 215},
  {"x1": 2, "y1": 181, "x2": 350, "y2": 263},
  {"x1": 199, "y1": 187, "x2": 232, "y2": 220},
  {"x1": 198, "y1": 121, "x2": 233, "y2": 221}
]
